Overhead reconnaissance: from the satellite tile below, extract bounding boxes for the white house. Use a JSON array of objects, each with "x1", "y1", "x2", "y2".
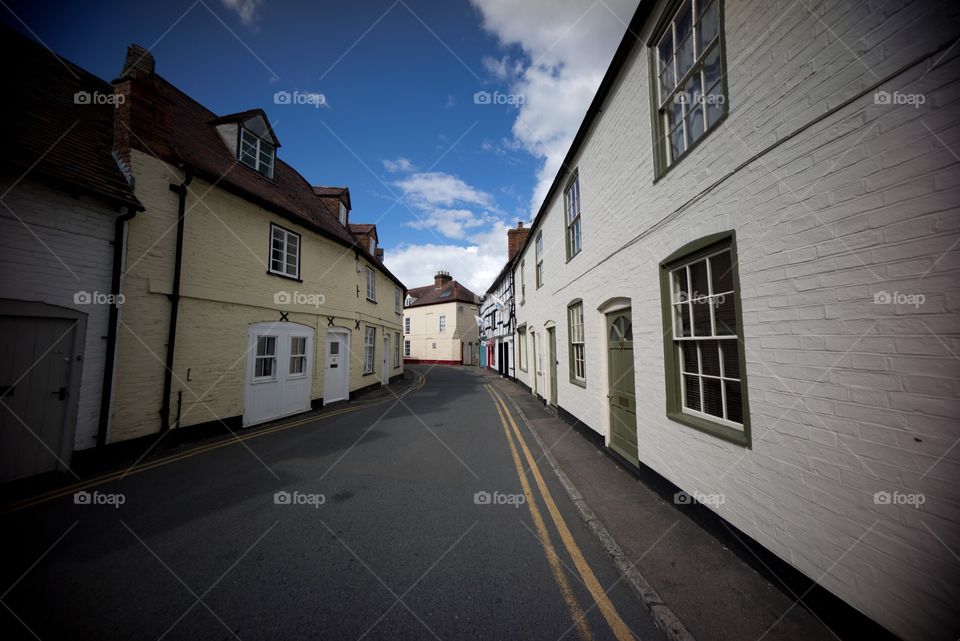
[
  {"x1": 480, "y1": 222, "x2": 529, "y2": 376},
  {"x1": 511, "y1": 1, "x2": 960, "y2": 640},
  {"x1": 0, "y1": 30, "x2": 143, "y2": 482}
]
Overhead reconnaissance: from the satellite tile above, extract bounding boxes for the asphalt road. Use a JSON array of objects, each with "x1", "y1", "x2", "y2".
[{"x1": 1, "y1": 366, "x2": 666, "y2": 641}]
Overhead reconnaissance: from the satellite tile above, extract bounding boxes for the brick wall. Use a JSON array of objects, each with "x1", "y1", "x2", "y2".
[{"x1": 512, "y1": 1, "x2": 960, "y2": 639}]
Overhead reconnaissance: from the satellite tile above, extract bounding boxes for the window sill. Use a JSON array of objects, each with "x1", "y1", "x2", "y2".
[
  {"x1": 366, "y1": 297, "x2": 378, "y2": 303},
  {"x1": 666, "y1": 410, "x2": 749, "y2": 448},
  {"x1": 362, "y1": 371, "x2": 375, "y2": 377},
  {"x1": 267, "y1": 270, "x2": 302, "y2": 283},
  {"x1": 569, "y1": 377, "x2": 586, "y2": 388},
  {"x1": 565, "y1": 250, "x2": 581, "y2": 265}
]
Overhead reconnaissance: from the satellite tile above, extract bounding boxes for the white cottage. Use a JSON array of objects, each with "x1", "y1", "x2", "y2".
[{"x1": 511, "y1": 1, "x2": 960, "y2": 639}]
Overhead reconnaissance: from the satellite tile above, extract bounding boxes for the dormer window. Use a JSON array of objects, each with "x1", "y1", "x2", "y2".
[
  {"x1": 369, "y1": 237, "x2": 377, "y2": 255},
  {"x1": 239, "y1": 126, "x2": 275, "y2": 178},
  {"x1": 338, "y1": 201, "x2": 348, "y2": 226}
]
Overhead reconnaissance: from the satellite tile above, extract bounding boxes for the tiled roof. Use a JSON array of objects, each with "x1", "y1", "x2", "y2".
[
  {"x1": 118, "y1": 59, "x2": 404, "y2": 289},
  {"x1": 406, "y1": 280, "x2": 479, "y2": 308},
  {"x1": 1, "y1": 28, "x2": 141, "y2": 211},
  {"x1": 349, "y1": 223, "x2": 377, "y2": 237}
]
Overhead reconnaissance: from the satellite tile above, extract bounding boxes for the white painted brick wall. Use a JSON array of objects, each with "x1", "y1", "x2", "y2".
[
  {"x1": 512, "y1": 1, "x2": 960, "y2": 639},
  {"x1": 0, "y1": 176, "x2": 120, "y2": 451}
]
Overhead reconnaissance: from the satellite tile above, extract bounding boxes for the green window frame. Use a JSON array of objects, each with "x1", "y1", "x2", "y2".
[
  {"x1": 648, "y1": 0, "x2": 728, "y2": 179},
  {"x1": 659, "y1": 231, "x2": 750, "y2": 447},
  {"x1": 535, "y1": 231, "x2": 544, "y2": 288},
  {"x1": 564, "y1": 171, "x2": 582, "y2": 261},
  {"x1": 567, "y1": 300, "x2": 586, "y2": 386}
]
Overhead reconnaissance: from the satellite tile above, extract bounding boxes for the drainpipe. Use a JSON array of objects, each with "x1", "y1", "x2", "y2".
[
  {"x1": 96, "y1": 206, "x2": 139, "y2": 447},
  {"x1": 160, "y1": 168, "x2": 192, "y2": 432}
]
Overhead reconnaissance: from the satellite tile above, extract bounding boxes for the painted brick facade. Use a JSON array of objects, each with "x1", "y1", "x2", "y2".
[
  {"x1": 0, "y1": 176, "x2": 120, "y2": 450},
  {"x1": 511, "y1": 1, "x2": 960, "y2": 639}
]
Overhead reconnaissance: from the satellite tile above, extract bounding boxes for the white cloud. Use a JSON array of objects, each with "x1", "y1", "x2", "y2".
[
  {"x1": 382, "y1": 157, "x2": 416, "y2": 173},
  {"x1": 405, "y1": 208, "x2": 490, "y2": 240},
  {"x1": 471, "y1": 0, "x2": 637, "y2": 212},
  {"x1": 220, "y1": 0, "x2": 263, "y2": 27},
  {"x1": 385, "y1": 221, "x2": 511, "y2": 294},
  {"x1": 395, "y1": 171, "x2": 494, "y2": 209}
]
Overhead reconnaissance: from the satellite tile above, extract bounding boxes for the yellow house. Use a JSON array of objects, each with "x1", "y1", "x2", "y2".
[
  {"x1": 106, "y1": 45, "x2": 405, "y2": 442},
  {"x1": 403, "y1": 272, "x2": 479, "y2": 365}
]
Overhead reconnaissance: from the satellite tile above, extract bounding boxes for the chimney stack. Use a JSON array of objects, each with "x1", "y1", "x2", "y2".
[
  {"x1": 434, "y1": 270, "x2": 452, "y2": 288},
  {"x1": 507, "y1": 221, "x2": 530, "y2": 261},
  {"x1": 121, "y1": 44, "x2": 155, "y2": 78}
]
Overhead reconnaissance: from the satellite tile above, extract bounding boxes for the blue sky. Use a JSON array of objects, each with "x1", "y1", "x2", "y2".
[{"x1": 4, "y1": 0, "x2": 637, "y2": 292}]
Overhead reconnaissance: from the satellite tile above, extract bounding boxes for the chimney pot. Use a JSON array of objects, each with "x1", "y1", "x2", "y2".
[{"x1": 434, "y1": 270, "x2": 452, "y2": 288}]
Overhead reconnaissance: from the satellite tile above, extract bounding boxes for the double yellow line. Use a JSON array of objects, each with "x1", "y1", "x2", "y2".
[
  {"x1": 485, "y1": 384, "x2": 633, "y2": 641},
  {"x1": 4, "y1": 369, "x2": 427, "y2": 513}
]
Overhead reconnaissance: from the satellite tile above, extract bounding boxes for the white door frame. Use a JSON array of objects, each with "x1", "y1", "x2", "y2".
[
  {"x1": 381, "y1": 333, "x2": 390, "y2": 385},
  {"x1": 323, "y1": 327, "x2": 351, "y2": 404}
]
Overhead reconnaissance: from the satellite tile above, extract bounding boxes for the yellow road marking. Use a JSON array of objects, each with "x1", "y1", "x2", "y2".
[
  {"x1": 485, "y1": 385, "x2": 595, "y2": 641},
  {"x1": 487, "y1": 385, "x2": 634, "y2": 641},
  {"x1": 5, "y1": 369, "x2": 427, "y2": 513}
]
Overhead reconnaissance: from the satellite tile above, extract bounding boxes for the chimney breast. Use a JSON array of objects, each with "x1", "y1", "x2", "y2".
[
  {"x1": 507, "y1": 221, "x2": 531, "y2": 261},
  {"x1": 434, "y1": 270, "x2": 452, "y2": 288}
]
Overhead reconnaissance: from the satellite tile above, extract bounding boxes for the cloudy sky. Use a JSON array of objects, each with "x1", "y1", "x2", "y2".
[{"x1": 4, "y1": 0, "x2": 637, "y2": 293}]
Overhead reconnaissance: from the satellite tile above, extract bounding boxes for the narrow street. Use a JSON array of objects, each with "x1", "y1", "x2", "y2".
[{"x1": 1, "y1": 366, "x2": 665, "y2": 641}]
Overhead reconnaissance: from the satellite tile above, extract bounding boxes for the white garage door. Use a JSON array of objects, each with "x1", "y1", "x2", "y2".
[{"x1": 243, "y1": 322, "x2": 314, "y2": 427}]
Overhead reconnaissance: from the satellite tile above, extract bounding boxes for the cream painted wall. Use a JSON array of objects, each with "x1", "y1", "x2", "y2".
[
  {"x1": 402, "y1": 299, "x2": 478, "y2": 363},
  {"x1": 110, "y1": 150, "x2": 402, "y2": 442}
]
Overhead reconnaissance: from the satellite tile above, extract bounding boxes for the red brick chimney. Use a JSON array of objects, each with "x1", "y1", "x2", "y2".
[
  {"x1": 434, "y1": 270, "x2": 452, "y2": 288},
  {"x1": 507, "y1": 221, "x2": 530, "y2": 261},
  {"x1": 112, "y1": 43, "x2": 174, "y2": 170}
]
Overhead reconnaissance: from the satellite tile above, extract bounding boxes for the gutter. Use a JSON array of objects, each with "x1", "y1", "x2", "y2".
[
  {"x1": 160, "y1": 168, "x2": 192, "y2": 432},
  {"x1": 96, "y1": 205, "x2": 140, "y2": 446}
]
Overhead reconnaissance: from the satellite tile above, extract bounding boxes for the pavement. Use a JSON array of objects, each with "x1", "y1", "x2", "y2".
[
  {"x1": 481, "y1": 369, "x2": 861, "y2": 641},
  {"x1": 0, "y1": 365, "x2": 668, "y2": 641}
]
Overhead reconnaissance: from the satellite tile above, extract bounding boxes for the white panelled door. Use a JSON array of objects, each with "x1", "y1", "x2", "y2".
[
  {"x1": 243, "y1": 322, "x2": 314, "y2": 427},
  {"x1": 323, "y1": 328, "x2": 350, "y2": 404}
]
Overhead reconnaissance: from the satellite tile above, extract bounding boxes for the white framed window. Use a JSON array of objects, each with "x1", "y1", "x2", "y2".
[
  {"x1": 520, "y1": 259, "x2": 526, "y2": 303},
  {"x1": 338, "y1": 201, "x2": 348, "y2": 225},
  {"x1": 364, "y1": 327, "x2": 376, "y2": 373},
  {"x1": 653, "y1": 0, "x2": 724, "y2": 171},
  {"x1": 395, "y1": 288, "x2": 402, "y2": 314},
  {"x1": 535, "y1": 231, "x2": 544, "y2": 288},
  {"x1": 404, "y1": 317, "x2": 411, "y2": 334},
  {"x1": 394, "y1": 332, "x2": 401, "y2": 367},
  {"x1": 517, "y1": 327, "x2": 527, "y2": 371},
  {"x1": 269, "y1": 224, "x2": 300, "y2": 279},
  {"x1": 405, "y1": 295, "x2": 414, "y2": 306},
  {"x1": 568, "y1": 303, "x2": 585, "y2": 384},
  {"x1": 239, "y1": 127, "x2": 275, "y2": 178},
  {"x1": 289, "y1": 336, "x2": 307, "y2": 376},
  {"x1": 365, "y1": 265, "x2": 377, "y2": 301},
  {"x1": 404, "y1": 340, "x2": 411, "y2": 357},
  {"x1": 565, "y1": 173, "x2": 582, "y2": 259},
  {"x1": 670, "y1": 246, "x2": 742, "y2": 428},
  {"x1": 253, "y1": 335, "x2": 277, "y2": 380},
  {"x1": 438, "y1": 315, "x2": 447, "y2": 333}
]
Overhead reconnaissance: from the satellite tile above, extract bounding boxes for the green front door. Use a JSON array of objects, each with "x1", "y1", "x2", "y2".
[
  {"x1": 547, "y1": 327, "x2": 558, "y2": 406},
  {"x1": 606, "y1": 310, "x2": 638, "y2": 467}
]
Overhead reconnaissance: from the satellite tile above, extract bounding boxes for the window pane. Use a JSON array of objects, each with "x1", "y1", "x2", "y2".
[
  {"x1": 257, "y1": 336, "x2": 275, "y2": 356},
  {"x1": 670, "y1": 124, "x2": 685, "y2": 160},
  {"x1": 725, "y1": 381, "x2": 742, "y2": 423},
  {"x1": 692, "y1": 300, "x2": 712, "y2": 336},
  {"x1": 686, "y1": 104, "x2": 704, "y2": 145},
  {"x1": 698, "y1": 1, "x2": 718, "y2": 51},
  {"x1": 660, "y1": 65, "x2": 675, "y2": 98},
  {"x1": 689, "y1": 259, "x2": 709, "y2": 298},
  {"x1": 675, "y1": 1, "x2": 692, "y2": 44},
  {"x1": 701, "y1": 341, "x2": 721, "y2": 376},
  {"x1": 682, "y1": 343, "x2": 698, "y2": 373},
  {"x1": 682, "y1": 73, "x2": 703, "y2": 119},
  {"x1": 676, "y1": 33, "x2": 694, "y2": 78},
  {"x1": 702, "y1": 44, "x2": 722, "y2": 91},
  {"x1": 684, "y1": 374, "x2": 701, "y2": 412},
  {"x1": 675, "y1": 303, "x2": 691, "y2": 337},
  {"x1": 720, "y1": 341, "x2": 740, "y2": 379},
  {"x1": 672, "y1": 268, "x2": 689, "y2": 302},
  {"x1": 710, "y1": 251, "x2": 733, "y2": 293},
  {"x1": 705, "y1": 80, "x2": 724, "y2": 128},
  {"x1": 657, "y1": 31, "x2": 673, "y2": 73},
  {"x1": 702, "y1": 378, "x2": 723, "y2": 417},
  {"x1": 715, "y1": 295, "x2": 736, "y2": 335}
]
